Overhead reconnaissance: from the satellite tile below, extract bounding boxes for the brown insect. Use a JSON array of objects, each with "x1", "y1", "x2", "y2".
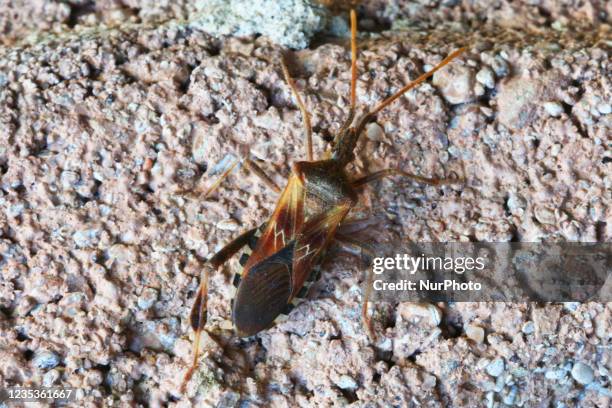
[{"x1": 181, "y1": 9, "x2": 464, "y2": 391}]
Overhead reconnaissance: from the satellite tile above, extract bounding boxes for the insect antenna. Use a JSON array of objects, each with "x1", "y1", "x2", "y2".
[
  {"x1": 331, "y1": 25, "x2": 466, "y2": 166},
  {"x1": 281, "y1": 55, "x2": 313, "y2": 161},
  {"x1": 362, "y1": 47, "x2": 466, "y2": 120},
  {"x1": 349, "y1": 9, "x2": 358, "y2": 120},
  {"x1": 333, "y1": 9, "x2": 359, "y2": 145}
]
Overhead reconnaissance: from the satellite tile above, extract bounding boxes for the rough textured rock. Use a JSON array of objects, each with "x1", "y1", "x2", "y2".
[
  {"x1": 0, "y1": 1, "x2": 610, "y2": 407},
  {"x1": 191, "y1": 0, "x2": 329, "y2": 49}
]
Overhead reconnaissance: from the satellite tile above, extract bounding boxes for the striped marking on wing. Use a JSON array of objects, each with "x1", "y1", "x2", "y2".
[
  {"x1": 290, "y1": 201, "x2": 352, "y2": 298},
  {"x1": 241, "y1": 173, "x2": 305, "y2": 275}
]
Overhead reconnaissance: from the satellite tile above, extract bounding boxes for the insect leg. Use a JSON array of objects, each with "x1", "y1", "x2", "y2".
[
  {"x1": 242, "y1": 157, "x2": 281, "y2": 194},
  {"x1": 335, "y1": 232, "x2": 376, "y2": 340},
  {"x1": 200, "y1": 153, "x2": 281, "y2": 199},
  {"x1": 352, "y1": 168, "x2": 464, "y2": 188},
  {"x1": 202, "y1": 158, "x2": 240, "y2": 198},
  {"x1": 281, "y1": 55, "x2": 313, "y2": 161},
  {"x1": 181, "y1": 227, "x2": 259, "y2": 393}
]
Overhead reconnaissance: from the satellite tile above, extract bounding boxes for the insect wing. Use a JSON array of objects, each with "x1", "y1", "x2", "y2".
[
  {"x1": 243, "y1": 173, "x2": 304, "y2": 272},
  {"x1": 233, "y1": 242, "x2": 295, "y2": 336},
  {"x1": 291, "y1": 202, "x2": 352, "y2": 294}
]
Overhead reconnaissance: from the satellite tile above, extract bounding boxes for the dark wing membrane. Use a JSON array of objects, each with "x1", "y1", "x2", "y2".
[
  {"x1": 233, "y1": 242, "x2": 295, "y2": 337},
  {"x1": 242, "y1": 173, "x2": 304, "y2": 273}
]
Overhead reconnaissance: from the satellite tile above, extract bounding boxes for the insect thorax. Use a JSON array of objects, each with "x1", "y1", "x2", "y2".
[{"x1": 294, "y1": 159, "x2": 358, "y2": 217}]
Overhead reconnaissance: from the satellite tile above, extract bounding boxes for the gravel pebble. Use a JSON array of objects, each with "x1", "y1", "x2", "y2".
[
  {"x1": 137, "y1": 288, "x2": 159, "y2": 310},
  {"x1": 476, "y1": 66, "x2": 495, "y2": 89},
  {"x1": 398, "y1": 303, "x2": 442, "y2": 326},
  {"x1": 596, "y1": 103, "x2": 611, "y2": 114},
  {"x1": 366, "y1": 122, "x2": 385, "y2": 142},
  {"x1": 491, "y1": 56, "x2": 509, "y2": 77},
  {"x1": 545, "y1": 368, "x2": 566, "y2": 380},
  {"x1": 42, "y1": 369, "x2": 60, "y2": 386},
  {"x1": 543, "y1": 101, "x2": 564, "y2": 117},
  {"x1": 335, "y1": 375, "x2": 358, "y2": 390},
  {"x1": 217, "y1": 218, "x2": 240, "y2": 231},
  {"x1": 486, "y1": 358, "x2": 505, "y2": 377},
  {"x1": 465, "y1": 324, "x2": 485, "y2": 343},
  {"x1": 521, "y1": 321, "x2": 535, "y2": 334},
  {"x1": 33, "y1": 351, "x2": 61, "y2": 370},
  {"x1": 571, "y1": 362, "x2": 595, "y2": 385},
  {"x1": 503, "y1": 385, "x2": 518, "y2": 405},
  {"x1": 433, "y1": 64, "x2": 476, "y2": 104},
  {"x1": 72, "y1": 229, "x2": 100, "y2": 248}
]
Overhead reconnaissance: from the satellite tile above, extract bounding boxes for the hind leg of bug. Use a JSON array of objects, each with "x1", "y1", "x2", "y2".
[
  {"x1": 335, "y1": 232, "x2": 378, "y2": 340},
  {"x1": 181, "y1": 227, "x2": 260, "y2": 393},
  {"x1": 347, "y1": 168, "x2": 464, "y2": 341}
]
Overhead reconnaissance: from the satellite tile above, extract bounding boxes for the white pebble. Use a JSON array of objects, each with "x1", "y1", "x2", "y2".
[
  {"x1": 376, "y1": 336, "x2": 393, "y2": 352},
  {"x1": 43, "y1": 369, "x2": 60, "y2": 386},
  {"x1": 588, "y1": 383, "x2": 612, "y2": 397},
  {"x1": 159, "y1": 317, "x2": 181, "y2": 350},
  {"x1": 486, "y1": 391, "x2": 495, "y2": 408},
  {"x1": 433, "y1": 64, "x2": 476, "y2": 104},
  {"x1": 366, "y1": 122, "x2": 385, "y2": 142},
  {"x1": 60, "y1": 170, "x2": 80, "y2": 188},
  {"x1": 138, "y1": 288, "x2": 158, "y2": 310},
  {"x1": 545, "y1": 369, "x2": 566, "y2": 380},
  {"x1": 543, "y1": 101, "x2": 564, "y2": 117},
  {"x1": 503, "y1": 386, "x2": 518, "y2": 405},
  {"x1": 33, "y1": 351, "x2": 60, "y2": 370},
  {"x1": 550, "y1": 143, "x2": 561, "y2": 157},
  {"x1": 336, "y1": 375, "x2": 358, "y2": 390},
  {"x1": 521, "y1": 321, "x2": 535, "y2": 334},
  {"x1": 563, "y1": 302, "x2": 580, "y2": 312},
  {"x1": 465, "y1": 324, "x2": 485, "y2": 343},
  {"x1": 86, "y1": 369, "x2": 104, "y2": 387},
  {"x1": 8, "y1": 203, "x2": 25, "y2": 217},
  {"x1": 507, "y1": 193, "x2": 526, "y2": 213},
  {"x1": 494, "y1": 373, "x2": 506, "y2": 392},
  {"x1": 486, "y1": 358, "x2": 505, "y2": 377},
  {"x1": 492, "y1": 57, "x2": 509, "y2": 77},
  {"x1": 597, "y1": 103, "x2": 611, "y2": 114},
  {"x1": 476, "y1": 66, "x2": 495, "y2": 88},
  {"x1": 398, "y1": 303, "x2": 442, "y2": 326},
  {"x1": 474, "y1": 83, "x2": 485, "y2": 96},
  {"x1": 571, "y1": 362, "x2": 594, "y2": 385},
  {"x1": 217, "y1": 218, "x2": 240, "y2": 231},
  {"x1": 72, "y1": 229, "x2": 100, "y2": 248},
  {"x1": 422, "y1": 374, "x2": 437, "y2": 389}
]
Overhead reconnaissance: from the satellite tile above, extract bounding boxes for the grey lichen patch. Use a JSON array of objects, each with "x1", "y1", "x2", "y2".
[{"x1": 191, "y1": 0, "x2": 329, "y2": 49}]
